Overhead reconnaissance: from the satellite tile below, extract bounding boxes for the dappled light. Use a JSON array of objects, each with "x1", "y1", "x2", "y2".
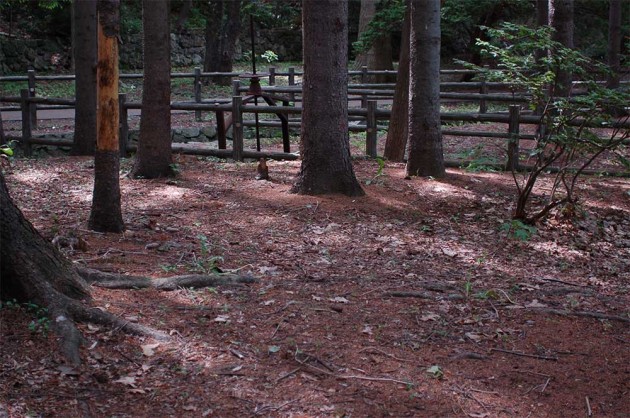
[{"x1": 2, "y1": 155, "x2": 628, "y2": 417}]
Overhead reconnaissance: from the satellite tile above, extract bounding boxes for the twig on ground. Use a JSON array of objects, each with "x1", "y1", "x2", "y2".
[
  {"x1": 275, "y1": 367, "x2": 301, "y2": 383},
  {"x1": 496, "y1": 289, "x2": 517, "y2": 305},
  {"x1": 490, "y1": 348, "x2": 558, "y2": 361},
  {"x1": 585, "y1": 396, "x2": 592, "y2": 417},
  {"x1": 538, "y1": 277, "x2": 588, "y2": 287},
  {"x1": 357, "y1": 347, "x2": 412, "y2": 363}
]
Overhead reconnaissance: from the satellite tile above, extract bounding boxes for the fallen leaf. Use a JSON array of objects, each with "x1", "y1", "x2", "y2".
[
  {"x1": 465, "y1": 332, "x2": 483, "y2": 343},
  {"x1": 268, "y1": 345, "x2": 281, "y2": 354},
  {"x1": 141, "y1": 343, "x2": 160, "y2": 357},
  {"x1": 362, "y1": 325, "x2": 373, "y2": 335},
  {"x1": 214, "y1": 315, "x2": 230, "y2": 322},
  {"x1": 329, "y1": 296, "x2": 349, "y2": 303},
  {"x1": 525, "y1": 299, "x2": 547, "y2": 308},
  {"x1": 114, "y1": 376, "x2": 137, "y2": 387},
  {"x1": 441, "y1": 248, "x2": 457, "y2": 257},
  {"x1": 420, "y1": 313, "x2": 440, "y2": 322},
  {"x1": 58, "y1": 366, "x2": 80, "y2": 376},
  {"x1": 128, "y1": 388, "x2": 146, "y2": 394}
]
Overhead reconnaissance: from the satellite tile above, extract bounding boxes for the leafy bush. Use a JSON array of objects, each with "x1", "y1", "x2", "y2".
[{"x1": 459, "y1": 23, "x2": 629, "y2": 224}]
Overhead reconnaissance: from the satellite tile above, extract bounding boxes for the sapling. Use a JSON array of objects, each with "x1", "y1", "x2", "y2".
[{"x1": 459, "y1": 23, "x2": 629, "y2": 224}]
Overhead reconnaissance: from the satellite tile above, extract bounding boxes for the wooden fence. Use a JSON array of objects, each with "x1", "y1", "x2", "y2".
[{"x1": 1, "y1": 67, "x2": 628, "y2": 171}]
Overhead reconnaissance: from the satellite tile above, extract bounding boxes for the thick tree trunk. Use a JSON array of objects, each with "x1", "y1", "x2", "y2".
[
  {"x1": 549, "y1": 0, "x2": 574, "y2": 97},
  {"x1": 203, "y1": 0, "x2": 241, "y2": 86},
  {"x1": 130, "y1": 0, "x2": 173, "y2": 179},
  {"x1": 384, "y1": 2, "x2": 410, "y2": 162},
  {"x1": 1, "y1": 169, "x2": 255, "y2": 365},
  {"x1": 292, "y1": 0, "x2": 364, "y2": 197},
  {"x1": 71, "y1": 0, "x2": 97, "y2": 156},
  {"x1": 89, "y1": 0, "x2": 124, "y2": 233},
  {"x1": 406, "y1": 0, "x2": 444, "y2": 178}
]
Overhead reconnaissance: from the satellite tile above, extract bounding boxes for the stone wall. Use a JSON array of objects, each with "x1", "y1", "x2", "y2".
[{"x1": 0, "y1": 28, "x2": 302, "y2": 74}]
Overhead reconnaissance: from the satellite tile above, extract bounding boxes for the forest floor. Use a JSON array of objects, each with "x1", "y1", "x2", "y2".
[{"x1": 1, "y1": 116, "x2": 630, "y2": 417}]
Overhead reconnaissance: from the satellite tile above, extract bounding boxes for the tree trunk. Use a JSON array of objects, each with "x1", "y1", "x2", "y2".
[
  {"x1": 89, "y1": 0, "x2": 124, "y2": 233},
  {"x1": 384, "y1": 2, "x2": 410, "y2": 162},
  {"x1": 292, "y1": 0, "x2": 364, "y2": 196},
  {"x1": 607, "y1": 0, "x2": 621, "y2": 89},
  {"x1": 355, "y1": 0, "x2": 394, "y2": 82},
  {"x1": 174, "y1": 0, "x2": 193, "y2": 33},
  {"x1": 0, "y1": 111, "x2": 5, "y2": 143},
  {"x1": 549, "y1": 0, "x2": 574, "y2": 97},
  {"x1": 71, "y1": 0, "x2": 97, "y2": 156},
  {"x1": 406, "y1": 0, "x2": 444, "y2": 178},
  {"x1": 130, "y1": 0, "x2": 173, "y2": 179},
  {"x1": 1, "y1": 168, "x2": 254, "y2": 365},
  {"x1": 203, "y1": 0, "x2": 241, "y2": 86}
]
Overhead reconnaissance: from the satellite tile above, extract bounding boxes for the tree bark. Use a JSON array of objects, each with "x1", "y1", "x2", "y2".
[
  {"x1": 130, "y1": 0, "x2": 173, "y2": 179},
  {"x1": 71, "y1": 0, "x2": 97, "y2": 156},
  {"x1": 89, "y1": 0, "x2": 124, "y2": 233},
  {"x1": 406, "y1": 0, "x2": 444, "y2": 178},
  {"x1": 203, "y1": 0, "x2": 241, "y2": 86},
  {"x1": 0, "y1": 169, "x2": 255, "y2": 365},
  {"x1": 549, "y1": 0, "x2": 574, "y2": 97},
  {"x1": 174, "y1": 0, "x2": 193, "y2": 33},
  {"x1": 292, "y1": 0, "x2": 364, "y2": 196},
  {"x1": 607, "y1": 0, "x2": 621, "y2": 89},
  {"x1": 384, "y1": 1, "x2": 410, "y2": 162}
]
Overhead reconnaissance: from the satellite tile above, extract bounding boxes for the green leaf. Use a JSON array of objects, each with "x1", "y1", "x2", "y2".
[
  {"x1": 426, "y1": 365, "x2": 443, "y2": 379},
  {"x1": 268, "y1": 345, "x2": 281, "y2": 354}
]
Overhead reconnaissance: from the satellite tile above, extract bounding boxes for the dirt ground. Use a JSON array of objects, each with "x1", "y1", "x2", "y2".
[{"x1": 1, "y1": 131, "x2": 629, "y2": 418}]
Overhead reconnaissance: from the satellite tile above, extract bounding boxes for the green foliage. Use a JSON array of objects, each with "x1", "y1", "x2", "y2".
[
  {"x1": 365, "y1": 157, "x2": 386, "y2": 185},
  {"x1": 426, "y1": 365, "x2": 443, "y2": 379},
  {"x1": 353, "y1": 0, "x2": 405, "y2": 55},
  {"x1": 459, "y1": 23, "x2": 630, "y2": 224},
  {"x1": 189, "y1": 234, "x2": 223, "y2": 274},
  {"x1": 1, "y1": 142, "x2": 16, "y2": 157},
  {"x1": 261, "y1": 50, "x2": 279, "y2": 64},
  {"x1": 501, "y1": 219, "x2": 537, "y2": 241},
  {"x1": 0, "y1": 299, "x2": 51, "y2": 335}
]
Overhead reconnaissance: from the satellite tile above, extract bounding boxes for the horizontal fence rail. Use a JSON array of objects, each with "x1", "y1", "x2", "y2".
[{"x1": 1, "y1": 65, "x2": 628, "y2": 171}]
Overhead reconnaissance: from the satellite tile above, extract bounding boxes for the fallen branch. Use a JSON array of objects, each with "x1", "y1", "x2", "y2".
[
  {"x1": 527, "y1": 307, "x2": 630, "y2": 323},
  {"x1": 78, "y1": 267, "x2": 257, "y2": 290},
  {"x1": 490, "y1": 348, "x2": 558, "y2": 361}
]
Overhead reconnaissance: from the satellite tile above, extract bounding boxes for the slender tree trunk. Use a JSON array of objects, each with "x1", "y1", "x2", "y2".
[
  {"x1": 130, "y1": 0, "x2": 173, "y2": 179},
  {"x1": 549, "y1": 0, "x2": 574, "y2": 97},
  {"x1": 406, "y1": 0, "x2": 444, "y2": 178},
  {"x1": 89, "y1": 0, "x2": 124, "y2": 233},
  {"x1": 0, "y1": 111, "x2": 5, "y2": 143},
  {"x1": 384, "y1": 1, "x2": 410, "y2": 162},
  {"x1": 355, "y1": 0, "x2": 394, "y2": 82},
  {"x1": 203, "y1": 0, "x2": 241, "y2": 86},
  {"x1": 607, "y1": 0, "x2": 621, "y2": 89},
  {"x1": 72, "y1": 0, "x2": 97, "y2": 156},
  {"x1": 292, "y1": 0, "x2": 364, "y2": 196},
  {"x1": 174, "y1": 0, "x2": 193, "y2": 33}
]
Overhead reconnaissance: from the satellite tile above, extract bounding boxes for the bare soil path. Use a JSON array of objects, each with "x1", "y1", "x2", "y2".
[{"x1": 1, "y1": 153, "x2": 629, "y2": 417}]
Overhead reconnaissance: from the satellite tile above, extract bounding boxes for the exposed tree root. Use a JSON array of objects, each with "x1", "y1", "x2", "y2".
[{"x1": 77, "y1": 267, "x2": 257, "y2": 290}]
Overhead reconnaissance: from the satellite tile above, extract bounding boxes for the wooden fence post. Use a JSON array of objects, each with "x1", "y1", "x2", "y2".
[
  {"x1": 216, "y1": 110, "x2": 226, "y2": 149},
  {"x1": 366, "y1": 100, "x2": 377, "y2": 158},
  {"x1": 505, "y1": 105, "x2": 520, "y2": 171},
  {"x1": 361, "y1": 66, "x2": 368, "y2": 108},
  {"x1": 268, "y1": 66, "x2": 275, "y2": 86},
  {"x1": 288, "y1": 67, "x2": 295, "y2": 102},
  {"x1": 479, "y1": 80, "x2": 488, "y2": 114},
  {"x1": 231, "y1": 96, "x2": 243, "y2": 161},
  {"x1": 232, "y1": 79, "x2": 241, "y2": 97},
  {"x1": 27, "y1": 69, "x2": 37, "y2": 129},
  {"x1": 194, "y1": 67, "x2": 202, "y2": 121},
  {"x1": 118, "y1": 93, "x2": 128, "y2": 157},
  {"x1": 20, "y1": 89, "x2": 32, "y2": 156}
]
